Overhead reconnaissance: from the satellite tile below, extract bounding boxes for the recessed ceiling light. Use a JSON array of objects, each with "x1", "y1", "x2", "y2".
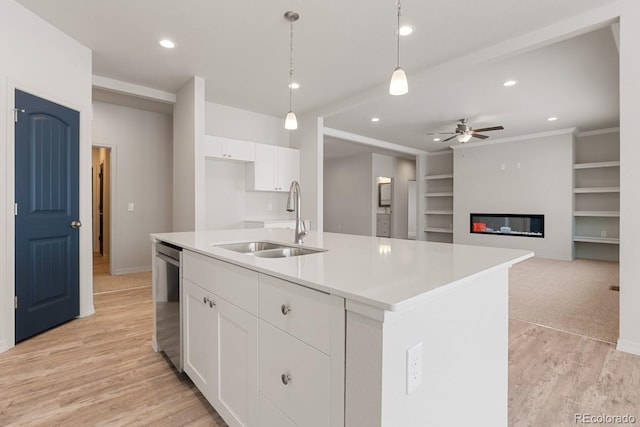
[
  {"x1": 288, "y1": 82, "x2": 300, "y2": 89},
  {"x1": 371, "y1": 117, "x2": 380, "y2": 123},
  {"x1": 398, "y1": 25, "x2": 415, "y2": 36},
  {"x1": 503, "y1": 80, "x2": 517, "y2": 87},
  {"x1": 159, "y1": 39, "x2": 176, "y2": 49},
  {"x1": 547, "y1": 116, "x2": 558, "y2": 122}
]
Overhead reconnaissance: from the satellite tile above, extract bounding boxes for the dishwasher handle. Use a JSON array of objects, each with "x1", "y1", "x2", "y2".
[{"x1": 156, "y1": 252, "x2": 180, "y2": 267}]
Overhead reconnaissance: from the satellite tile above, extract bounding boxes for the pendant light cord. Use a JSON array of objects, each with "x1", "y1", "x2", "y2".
[
  {"x1": 289, "y1": 17, "x2": 294, "y2": 111},
  {"x1": 396, "y1": 0, "x2": 401, "y2": 68}
]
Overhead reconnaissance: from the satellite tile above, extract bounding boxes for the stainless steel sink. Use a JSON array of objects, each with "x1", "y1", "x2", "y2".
[{"x1": 213, "y1": 241, "x2": 326, "y2": 258}]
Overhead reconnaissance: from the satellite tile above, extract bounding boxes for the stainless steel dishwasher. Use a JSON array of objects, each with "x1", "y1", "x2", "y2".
[{"x1": 154, "y1": 241, "x2": 182, "y2": 371}]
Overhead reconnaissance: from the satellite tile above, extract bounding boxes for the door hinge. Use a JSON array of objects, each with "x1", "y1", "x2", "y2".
[
  {"x1": 14, "y1": 296, "x2": 18, "y2": 310},
  {"x1": 13, "y1": 108, "x2": 25, "y2": 123},
  {"x1": 14, "y1": 203, "x2": 18, "y2": 216}
]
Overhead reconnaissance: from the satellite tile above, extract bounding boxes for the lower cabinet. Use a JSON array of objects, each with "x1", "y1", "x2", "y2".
[
  {"x1": 182, "y1": 250, "x2": 344, "y2": 427},
  {"x1": 183, "y1": 278, "x2": 258, "y2": 427}
]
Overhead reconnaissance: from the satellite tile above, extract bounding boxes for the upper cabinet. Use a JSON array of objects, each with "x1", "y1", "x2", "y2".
[
  {"x1": 247, "y1": 144, "x2": 300, "y2": 192},
  {"x1": 204, "y1": 135, "x2": 255, "y2": 162}
]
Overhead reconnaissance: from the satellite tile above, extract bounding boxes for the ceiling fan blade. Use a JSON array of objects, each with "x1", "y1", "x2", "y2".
[
  {"x1": 472, "y1": 126, "x2": 504, "y2": 133},
  {"x1": 425, "y1": 132, "x2": 455, "y2": 135},
  {"x1": 442, "y1": 135, "x2": 459, "y2": 142},
  {"x1": 472, "y1": 133, "x2": 489, "y2": 140}
]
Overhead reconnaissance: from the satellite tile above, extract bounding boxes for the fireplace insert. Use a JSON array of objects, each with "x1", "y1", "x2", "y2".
[{"x1": 470, "y1": 213, "x2": 544, "y2": 238}]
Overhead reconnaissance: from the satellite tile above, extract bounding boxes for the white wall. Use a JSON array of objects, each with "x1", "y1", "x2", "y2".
[
  {"x1": 453, "y1": 131, "x2": 574, "y2": 260},
  {"x1": 324, "y1": 154, "x2": 373, "y2": 236},
  {"x1": 0, "y1": 0, "x2": 93, "y2": 352},
  {"x1": 391, "y1": 158, "x2": 417, "y2": 239},
  {"x1": 203, "y1": 102, "x2": 293, "y2": 230},
  {"x1": 173, "y1": 76, "x2": 205, "y2": 232},
  {"x1": 618, "y1": 0, "x2": 640, "y2": 355},
  {"x1": 92, "y1": 102, "x2": 173, "y2": 274}
]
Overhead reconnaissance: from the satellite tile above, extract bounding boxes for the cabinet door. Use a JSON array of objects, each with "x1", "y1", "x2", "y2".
[
  {"x1": 276, "y1": 147, "x2": 300, "y2": 191},
  {"x1": 253, "y1": 144, "x2": 277, "y2": 191},
  {"x1": 212, "y1": 296, "x2": 259, "y2": 427},
  {"x1": 204, "y1": 136, "x2": 224, "y2": 159},
  {"x1": 183, "y1": 279, "x2": 215, "y2": 403},
  {"x1": 226, "y1": 139, "x2": 256, "y2": 162}
]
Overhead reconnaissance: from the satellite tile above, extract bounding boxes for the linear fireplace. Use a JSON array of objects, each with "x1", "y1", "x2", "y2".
[{"x1": 470, "y1": 213, "x2": 544, "y2": 238}]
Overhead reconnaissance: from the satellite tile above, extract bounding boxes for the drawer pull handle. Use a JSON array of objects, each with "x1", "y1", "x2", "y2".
[
  {"x1": 209, "y1": 299, "x2": 216, "y2": 308},
  {"x1": 281, "y1": 373, "x2": 292, "y2": 385},
  {"x1": 281, "y1": 304, "x2": 292, "y2": 315}
]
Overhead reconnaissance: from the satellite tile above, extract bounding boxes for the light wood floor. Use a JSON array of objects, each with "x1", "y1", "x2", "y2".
[{"x1": 1, "y1": 287, "x2": 639, "y2": 426}]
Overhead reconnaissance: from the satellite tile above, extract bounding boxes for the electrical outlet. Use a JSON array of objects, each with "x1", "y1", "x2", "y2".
[
  {"x1": 516, "y1": 162, "x2": 521, "y2": 169},
  {"x1": 127, "y1": 202, "x2": 134, "y2": 212},
  {"x1": 406, "y1": 342, "x2": 423, "y2": 395},
  {"x1": 500, "y1": 163, "x2": 506, "y2": 171},
  {"x1": 601, "y1": 230, "x2": 607, "y2": 238},
  {"x1": 267, "y1": 203, "x2": 273, "y2": 211}
]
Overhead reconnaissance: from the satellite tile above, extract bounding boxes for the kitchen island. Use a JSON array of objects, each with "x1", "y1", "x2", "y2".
[{"x1": 151, "y1": 228, "x2": 532, "y2": 427}]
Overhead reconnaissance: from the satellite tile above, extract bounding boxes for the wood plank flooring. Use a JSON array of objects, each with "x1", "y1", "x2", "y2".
[
  {"x1": 0, "y1": 287, "x2": 226, "y2": 426},
  {"x1": 1, "y1": 287, "x2": 640, "y2": 426}
]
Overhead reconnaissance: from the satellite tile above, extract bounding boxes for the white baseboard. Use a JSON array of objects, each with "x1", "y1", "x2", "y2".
[
  {"x1": 113, "y1": 266, "x2": 151, "y2": 275},
  {"x1": 0, "y1": 340, "x2": 11, "y2": 354},
  {"x1": 616, "y1": 339, "x2": 640, "y2": 356}
]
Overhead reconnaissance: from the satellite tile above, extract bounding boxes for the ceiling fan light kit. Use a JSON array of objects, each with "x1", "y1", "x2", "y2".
[
  {"x1": 427, "y1": 118, "x2": 504, "y2": 144},
  {"x1": 284, "y1": 11, "x2": 300, "y2": 130},
  {"x1": 389, "y1": 0, "x2": 408, "y2": 96}
]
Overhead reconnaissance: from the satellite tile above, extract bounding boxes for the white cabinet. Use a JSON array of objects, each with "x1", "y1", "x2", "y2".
[
  {"x1": 182, "y1": 251, "x2": 344, "y2": 427},
  {"x1": 182, "y1": 252, "x2": 258, "y2": 427},
  {"x1": 204, "y1": 135, "x2": 255, "y2": 162},
  {"x1": 247, "y1": 144, "x2": 300, "y2": 192}
]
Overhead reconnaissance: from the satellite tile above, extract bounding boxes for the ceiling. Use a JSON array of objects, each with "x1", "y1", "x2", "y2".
[{"x1": 17, "y1": 0, "x2": 620, "y2": 153}]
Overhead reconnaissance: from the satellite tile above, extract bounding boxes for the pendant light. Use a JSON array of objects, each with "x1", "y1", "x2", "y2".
[
  {"x1": 389, "y1": 0, "x2": 408, "y2": 96},
  {"x1": 284, "y1": 11, "x2": 299, "y2": 130}
]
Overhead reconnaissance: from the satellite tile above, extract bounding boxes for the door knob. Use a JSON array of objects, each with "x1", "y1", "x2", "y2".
[{"x1": 71, "y1": 220, "x2": 82, "y2": 229}]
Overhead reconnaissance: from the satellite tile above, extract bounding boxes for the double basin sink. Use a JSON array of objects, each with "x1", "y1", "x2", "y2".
[{"x1": 213, "y1": 241, "x2": 326, "y2": 258}]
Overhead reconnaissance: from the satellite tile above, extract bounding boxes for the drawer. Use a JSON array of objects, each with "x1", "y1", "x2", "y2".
[
  {"x1": 183, "y1": 250, "x2": 258, "y2": 315},
  {"x1": 259, "y1": 393, "x2": 297, "y2": 427},
  {"x1": 259, "y1": 274, "x2": 331, "y2": 354},
  {"x1": 258, "y1": 321, "x2": 330, "y2": 427}
]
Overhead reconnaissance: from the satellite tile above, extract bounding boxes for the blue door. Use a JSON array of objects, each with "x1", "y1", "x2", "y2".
[{"x1": 14, "y1": 90, "x2": 80, "y2": 343}]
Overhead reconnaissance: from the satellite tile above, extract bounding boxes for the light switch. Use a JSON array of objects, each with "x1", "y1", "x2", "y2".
[{"x1": 128, "y1": 202, "x2": 134, "y2": 212}]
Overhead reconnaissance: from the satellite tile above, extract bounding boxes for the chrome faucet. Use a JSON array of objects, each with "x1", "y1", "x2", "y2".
[{"x1": 286, "y1": 180, "x2": 308, "y2": 244}]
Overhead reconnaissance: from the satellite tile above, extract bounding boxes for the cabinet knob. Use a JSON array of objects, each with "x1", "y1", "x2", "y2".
[
  {"x1": 281, "y1": 304, "x2": 292, "y2": 315},
  {"x1": 281, "y1": 373, "x2": 292, "y2": 385},
  {"x1": 209, "y1": 299, "x2": 215, "y2": 308},
  {"x1": 203, "y1": 296, "x2": 208, "y2": 304}
]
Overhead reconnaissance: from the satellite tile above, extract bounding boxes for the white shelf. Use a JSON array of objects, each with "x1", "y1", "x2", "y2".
[
  {"x1": 573, "y1": 161, "x2": 620, "y2": 169},
  {"x1": 424, "y1": 192, "x2": 453, "y2": 197},
  {"x1": 573, "y1": 187, "x2": 620, "y2": 193},
  {"x1": 424, "y1": 210, "x2": 453, "y2": 215},
  {"x1": 425, "y1": 227, "x2": 454, "y2": 234},
  {"x1": 573, "y1": 236, "x2": 620, "y2": 244},
  {"x1": 424, "y1": 174, "x2": 453, "y2": 180},
  {"x1": 573, "y1": 211, "x2": 620, "y2": 217}
]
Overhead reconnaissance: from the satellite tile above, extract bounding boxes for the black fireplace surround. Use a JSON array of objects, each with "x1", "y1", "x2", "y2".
[{"x1": 470, "y1": 213, "x2": 544, "y2": 238}]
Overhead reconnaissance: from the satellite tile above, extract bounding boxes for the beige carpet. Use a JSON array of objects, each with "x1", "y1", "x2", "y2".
[{"x1": 509, "y1": 257, "x2": 619, "y2": 344}]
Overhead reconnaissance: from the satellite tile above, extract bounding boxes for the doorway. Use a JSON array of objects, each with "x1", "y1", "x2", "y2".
[{"x1": 92, "y1": 147, "x2": 111, "y2": 277}]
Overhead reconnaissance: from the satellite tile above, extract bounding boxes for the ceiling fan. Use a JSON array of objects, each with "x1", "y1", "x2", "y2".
[{"x1": 426, "y1": 118, "x2": 504, "y2": 143}]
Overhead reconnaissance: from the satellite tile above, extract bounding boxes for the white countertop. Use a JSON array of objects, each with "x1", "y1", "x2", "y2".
[{"x1": 151, "y1": 229, "x2": 533, "y2": 312}]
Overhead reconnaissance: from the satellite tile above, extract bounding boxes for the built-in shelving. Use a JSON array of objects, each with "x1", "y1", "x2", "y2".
[
  {"x1": 573, "y1": 210, "x2": 620, "y2": 217},
  {"x1": 425, "y1": 210, "x2": 454, "y2": 215},
  {"x1": 425, "y1": 227, "x2": 454, "y2": 234},
  {"x1": 424, "y1": 151, "x2": 454, "y2": 243},
  {"x1": 573, "y1": 236, "x2": 620, "y2": 244},
  {"x1": 424, "y1": 192, "x2": 453, "y2": 197},
  {"x1": 573, "y1": 161, "x2": 620, "y2": 169},
  {"x1": 573, "y1": 187, "x2": 620, "y2": 193},
  {"x1": 572, "y1": 128, "x2": 620, "y2": 261},
  {"x1": 424, "y1": 173, "x2": 453, "y2": 180}
]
